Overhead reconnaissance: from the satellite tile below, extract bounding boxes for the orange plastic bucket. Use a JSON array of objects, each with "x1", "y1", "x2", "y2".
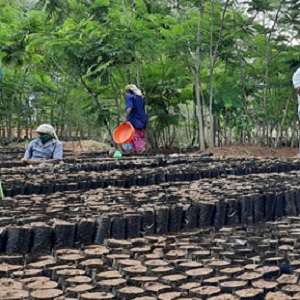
[{"x1": 113, "y1": 122, "x2": 135, "y2": 144}]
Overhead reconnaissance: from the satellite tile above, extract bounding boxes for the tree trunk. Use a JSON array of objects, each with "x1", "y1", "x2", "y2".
[
  {"x1": 194, "y1": 76, "x2": 205, "y2": 150},
  {"x1": 275, "y1": 95, "x2": 290, "y2": 147},
  {"x1": 193, "y1": 4, "x2": 206, "y2": 151},
  {"x1": 208, "y1": 0, "x2": 231, "y2": 148}
]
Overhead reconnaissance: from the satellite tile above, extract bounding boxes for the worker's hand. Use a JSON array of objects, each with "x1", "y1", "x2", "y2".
[
  {"x1": 21, "y1": 158, "x2": 28, "y2": 163},
  {"x1": 297, "y1": 87, "x2": 300, "y2": 95},
  {"x1": 22, "y1": 159, "x2": 41, "y2": 165}
]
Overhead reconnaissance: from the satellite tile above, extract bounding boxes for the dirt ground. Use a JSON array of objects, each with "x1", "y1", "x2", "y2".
[
  {"x1": 201, "y1": 143, "x2": 298, "y2": 159},
  {"x1": 63, "y1": 140, "x2": 114, "y2": 153},
  {"x1": 63, "y1": 140, "x2": 298, "y2": 159}
]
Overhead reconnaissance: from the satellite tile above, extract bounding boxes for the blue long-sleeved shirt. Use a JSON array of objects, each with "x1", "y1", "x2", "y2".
[
  {"x1": 24, "y1": 138, "x2": 63, "y2": 160},
  {"x1": 125, "y1": 93, "x2": 147, "y2": 129}
]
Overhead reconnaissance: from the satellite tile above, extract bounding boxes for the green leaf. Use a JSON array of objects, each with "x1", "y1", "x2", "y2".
[
  {"x1": 91, "y1": 0, "x2": 110, "y2": 9},
  {"x1": 31, "y1": 54, "x2": 43, "y2": 63},
  {"x1": 172, "y1": 24, "x2": 184, "y2": 35}
]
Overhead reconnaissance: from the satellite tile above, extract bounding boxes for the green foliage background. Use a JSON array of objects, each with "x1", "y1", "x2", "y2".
[{"x1": 0, "y1": 0, "x2": 299, "y2": 149}]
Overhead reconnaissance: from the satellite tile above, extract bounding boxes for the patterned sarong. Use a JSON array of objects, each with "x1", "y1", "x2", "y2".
[{"x1": 130, "y1": 128, "x2": 146, "y2": 151}]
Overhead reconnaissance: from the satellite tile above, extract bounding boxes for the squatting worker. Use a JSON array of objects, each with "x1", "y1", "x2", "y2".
[
  {"x1": 123, "y1": 84, "x2": 147, "y2": 152},
  {"x1": 292, "y1": 67, "x2": 300, "y2": 157},
  {"x1": 22, "y1": 124, "x2": 63, "y2": 165}
]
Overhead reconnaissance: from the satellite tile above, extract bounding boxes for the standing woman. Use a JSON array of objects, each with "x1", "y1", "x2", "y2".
[
  {"x1": 293, "y1": 66, "x2": 300, "y2": 157},
  {"x1": 123, "y1": 84, "x2": 147, "y2": 152}
]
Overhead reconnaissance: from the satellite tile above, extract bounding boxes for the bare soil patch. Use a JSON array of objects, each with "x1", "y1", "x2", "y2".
[
  {"x1": 62, "y1": 140, "x2": 114, "y2": 153},
  {"x1": 62, "y1": 140, "x2": 298, "y2": 159},
  {"x1": 201, "y1": 143, "x2": 297, "y2": 159}
]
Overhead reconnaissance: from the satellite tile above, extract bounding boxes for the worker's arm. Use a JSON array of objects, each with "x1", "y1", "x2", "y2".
[
  {"x1": 52, "y1": 142, "x2": 63, "y2": 161},
  {"x1": 22, "y1": 158, "x2": 41, "y2": 165},
  {"x1": 22, "y1": 158, "x2": 60, "y2": 164},
  {"x1": 123, "y1": 107, "x2": 133, "y2": 123},
  {"x1": 123, "y1": 94, "x2": 133, "y2": 123},
  {"x1": 23, "y1": 140, "x2": 34, "y2": 160}
]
